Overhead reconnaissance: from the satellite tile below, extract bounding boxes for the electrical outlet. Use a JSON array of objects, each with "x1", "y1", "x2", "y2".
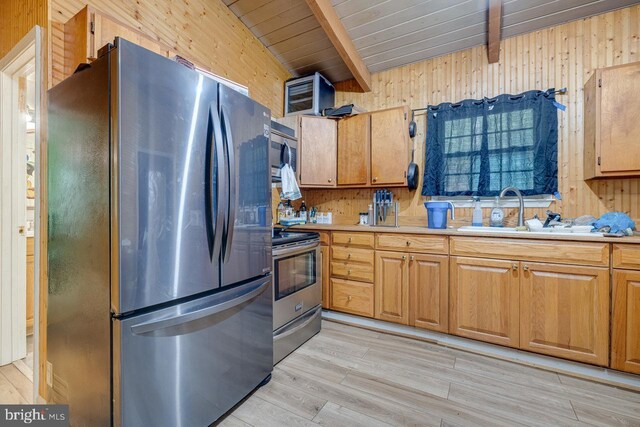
[{"x1": 46, "y1": 361, "x2": 53, "y2": 387}]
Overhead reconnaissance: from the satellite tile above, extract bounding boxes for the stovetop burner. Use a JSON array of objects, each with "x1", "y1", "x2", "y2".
[{"x1": 272, "y1": 229, "x2": 319, "y2": 246}]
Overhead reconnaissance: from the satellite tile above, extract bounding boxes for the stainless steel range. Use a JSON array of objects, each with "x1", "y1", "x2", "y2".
[{"x1": 272, "y1": 230, "x2": 322, "y2": 364}]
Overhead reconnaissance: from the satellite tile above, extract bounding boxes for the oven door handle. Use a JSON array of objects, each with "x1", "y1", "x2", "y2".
[
  {"x1": 273, "y1": 240, "x2": 320, "y2": 258},
  {"x1": 273, "y1": 305, "x2": 322, "y2": 340}
]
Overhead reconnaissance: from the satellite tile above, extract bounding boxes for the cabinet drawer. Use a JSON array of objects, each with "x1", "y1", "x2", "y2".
[
  {"x1": 331, "y1": 262, "x2": 374, "y2": 283},
  {"x1": 612, "y1": 244, "x2": 640, "y2": 270},
  {"x1": 332, "y1": 232, "x2": 374, "y2": 248},
  {"x1": 331, "y1": 246, "x2": 374, "y2": 265},
  {"x1": 330, "y1": 278, "x2": 374, "y2": 317},
  {"x1": 450, "y1": 237, "x2": 609, "y2": 267},
  {"x1": 375, "y1": 233, "x2": 448, "y2": 254}
]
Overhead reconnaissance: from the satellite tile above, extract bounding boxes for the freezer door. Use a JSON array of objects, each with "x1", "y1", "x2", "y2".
[
  {"x1": 219, "y1": 85, "x2": 272, "y2": 287},
  {"x1": 114, "y1": 39, "x2": 225, "y2": 313},
  {"x1": 113, "y1": 276, "x2": 273, "y2": 427}
]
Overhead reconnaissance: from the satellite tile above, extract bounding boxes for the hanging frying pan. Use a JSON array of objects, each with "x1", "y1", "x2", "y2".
[{"x1": 407, "y1": 110, "x2": 419, "y2": 190}]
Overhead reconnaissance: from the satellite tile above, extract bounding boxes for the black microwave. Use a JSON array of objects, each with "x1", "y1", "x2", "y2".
[
  {"x1": 285, "y1": 73, "x2": 335, "y2": 116},
  {"x1": 270, "y1": 121, "x2": 297, "y2": 182}
]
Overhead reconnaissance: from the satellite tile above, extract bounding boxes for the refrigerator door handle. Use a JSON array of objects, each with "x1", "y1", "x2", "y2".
[
  {"x1": 130, "y1": 278, "x2": 270, "y2": 335},
  {"x1": 209, "y1": 104, "x2": 226, "y2": 262},
  {"x1": 221, "y1": 105, "x2": 236, "y2": 263}
]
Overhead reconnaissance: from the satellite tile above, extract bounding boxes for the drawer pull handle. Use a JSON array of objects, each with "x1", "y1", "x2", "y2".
[
  {"x1": 402, "y1": 255, "x2": 406, "y2": 260},
  {"x1": 512, "y1": 264, "x2": 518, "y2": 270},
  {"x1": 347, "y1": 253, "x2": 351, "y2": 259},
  {"x1": 347, "y1": 295, "x2": 352, "y2": 302},
  {"x1": 410, "y1": 255, "x2": 415, "y2": 261},
  {"x1": 523, "y1": 265, "x2": 529, "y2": 271},
  {"x1": 406, "y1": 241, "x2": 410, "y2": 246},
  {"x1": 348, "y1": 269, "x2": 352, "y2": 274},
  {"x1": 348, "y1": 237, "x2": 352, "y2": 243}
]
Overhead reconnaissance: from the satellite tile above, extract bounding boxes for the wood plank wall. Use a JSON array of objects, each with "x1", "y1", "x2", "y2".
[
  {"x1": 49, "y1": 0, "x2": 290, "y2": 115},
  {"x1": 0, "y1": 0, "x2": 48, "y2": 58},
  {"x1": 302, "y1": 5, "x2": 640, "y2": 226}
]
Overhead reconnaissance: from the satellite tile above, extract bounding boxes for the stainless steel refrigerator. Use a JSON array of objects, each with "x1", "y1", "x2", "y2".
[{"x1": 47, "y1": 38, "x2": 273, "y2": 426}]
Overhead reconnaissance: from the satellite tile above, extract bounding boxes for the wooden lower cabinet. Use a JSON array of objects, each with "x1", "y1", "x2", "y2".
[
  {"x1": 321, "y1": 245, "x2": 330, "y2": 309},
  {"x1": 612, "y1": 270, "x2": 640, "y2": 374},
  {"x1": 450, "y1": 257, "x2": 520, "y2": 347},
  {"x1": 330, "y1": 278, "x2": 374, "y2": 317},
  {"x1": 520, "y1": 263, "x2": 609, "y2": 366},
  {"x1": 375, "y1": 251, "x2": 409, "y2": 324},
  {"x1": 409, "y1": 254, "x2": 448, "y2": 332}
]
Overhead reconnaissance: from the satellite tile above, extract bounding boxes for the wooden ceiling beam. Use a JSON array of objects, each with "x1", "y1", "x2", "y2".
[
  {"x1": 305, "y1": 0, "x2": 372, "y2": 91},
  {"x1": 487, "y1": 0, "x2": 502, "y2": 63}
]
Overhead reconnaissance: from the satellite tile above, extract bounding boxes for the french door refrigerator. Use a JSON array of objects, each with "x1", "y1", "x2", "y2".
[{"x1": 47, "y1": 38, "x2": 273, "y2": 426}]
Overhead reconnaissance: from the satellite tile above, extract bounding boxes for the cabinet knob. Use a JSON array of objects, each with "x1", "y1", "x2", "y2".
[
  {"x1": 523, "y1": 265, "x2": 529, "y2": 271},
  {"x1": 402, "y1": 255, "x2": 407, "y2": 260},
  {"x1": 410, "y1": 255, "x2": 415, "y2": 261},
  {"x1": 348, "y1": 269, "x2": 352, "y2": 274},
  {"x1": 328, "y1": 178, "x2": 332, "y2": 183},
  {"x1": 372, "y1": 177, "x2": 378, "y2": 182},
  {"x1": 406, "y1": 241, "x2": 410, "y2": 246},
  {"x1": 347, "y1": 253, "x2": 351, "y2": 259},
  {"x1": 512, "y1": 264, "x2": 518, "y2": 270},
  {"x1": 347, "y1": 295, "x2": 352, "y2": 302},
  {"x1": 348, "y1": 237, "x2": 352, "y2": 243}
]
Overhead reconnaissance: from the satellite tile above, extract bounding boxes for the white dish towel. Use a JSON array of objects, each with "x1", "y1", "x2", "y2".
[{"x1": 281, "y1": 143, "x2": 301, "y2": 200}]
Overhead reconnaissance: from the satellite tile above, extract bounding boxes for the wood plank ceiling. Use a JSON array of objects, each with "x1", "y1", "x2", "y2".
[{"x1": 226, "y1": 0, "x2": 640, "y2": 81}]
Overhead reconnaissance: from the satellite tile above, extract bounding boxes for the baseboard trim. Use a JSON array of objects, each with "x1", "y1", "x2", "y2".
[{"x1": 321, "y1": 310, "x2": 640, "y2": 392}]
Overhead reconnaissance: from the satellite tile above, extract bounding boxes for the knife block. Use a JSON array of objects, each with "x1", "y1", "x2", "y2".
[{"x1": 372, "y1": 201, "x2": 399, "y2": 227}]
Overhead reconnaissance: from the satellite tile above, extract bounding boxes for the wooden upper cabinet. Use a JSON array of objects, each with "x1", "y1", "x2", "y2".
[
  {"x1": 584, "y1": 62, "x2": 640, "y2": 179},
  {"x1": 612, "y1": 270, "x2": 640, "y2": 374},
  {"x1": 298, "y1": 116, "x2": 337, "y2": 187},
  {"x1": 337, "y1": 114, "x2": 370, "y2": 186},
  {"x1": 375, "y1": 251, "x2": 409, "y2": 324},
  {"x1": 64, "y1": 6, "x2": 169, "y2": 79},
  {"x1": 520, "y1": 263, "x2": 609, "y2": 366},
  {"x1": 409, "y1": 253, "x2": 448, "y2": 333},
  {"x1": 450, "y1": 256, "x2": 520, "y2": 347},
  {"x1": 370, "y1": 107, "x2": 410, "y2": 186}
]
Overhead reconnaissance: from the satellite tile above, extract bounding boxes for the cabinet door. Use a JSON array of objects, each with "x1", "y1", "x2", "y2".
[
  {"x1": 337, "y1": 114, "x2": 370, "y2": 185},
  {"x1": 612, "y1": 270, "x2": 640, "y2": 374},
  {"x1": 93, "y1": 14, "x2": 168, "y2": 58},
  {"x1": 599, "y1": 63, "x2": 640, "y2": 174},
  {"x1": 375, "y1": 251, "x2": 409, "y2": 324},
  {"x1": 520, "y1": 263, "x2": 609, "y2": 366},
  {"x1": 321, "y1": 246, "x2": 330, "y2": 309},
  {"x1": 450, "y1": 257, "x2": 519, "y2": 347},
  {"x1": 370, "y1": 107, "x2": 409, "y2": 186},
  {"x1": 299, "y1": 117, "x2": 337, "y2": 187},
  {"x1": 409, "y1": 254, "x2": 448, "y2": 333}
]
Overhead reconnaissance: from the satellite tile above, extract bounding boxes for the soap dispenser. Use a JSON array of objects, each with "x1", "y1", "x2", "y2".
[{"x1": 472, "y1": 197, "x2": 483, "y2": 226}]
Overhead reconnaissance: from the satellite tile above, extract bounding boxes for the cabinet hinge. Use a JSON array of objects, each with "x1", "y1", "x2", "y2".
[
  {"x1": 90, "y1": 20, "x2": 95, "y2": 34},
  {"x1": 597, "y1": 156, "x2": 601, "y2": 166},
  {"x1": 598, "y1": 78, "x2": 602, "y2": 88}
]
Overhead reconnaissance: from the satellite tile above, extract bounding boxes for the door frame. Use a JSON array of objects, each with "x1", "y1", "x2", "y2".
[{"x1": 0, "y1": 25, "x2": 43, "y2": 401}]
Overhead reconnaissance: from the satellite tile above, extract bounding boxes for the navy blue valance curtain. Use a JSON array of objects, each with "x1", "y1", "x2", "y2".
[{"x1": 421, "y1": 89, "x2": 558, "y2": 197}]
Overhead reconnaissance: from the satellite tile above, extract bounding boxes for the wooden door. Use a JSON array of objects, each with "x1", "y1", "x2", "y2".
[
  {"x1": 450, "y1": 257, "x2": 519, "y2": 347},
  {"x1": 375, "y1": 251, "x2": 409, "y2": 324},
  {"x1": 409, "y1": 253, "x2": 448, "y2": 332},
  {"x1": 337, "y1": 114, "x2": 370, "y2": 185},
  {"x1": 599, "y1": 62, "x2": 640, "y2": 174},
  {"x1": 370, "y1": 107, "x2": 409, "y2": 186},
  {"x1": 612, "y1": 270, "x2": 640, "y2": 374},
  {"x1": 299, "y1": 116, "x2": 337, "y2": 187},
  {"x1": 520, "y1": 263, "x2": 609, "y2": 366},
  {"x1": 321, "y1": 246, "x2": 330, "y2": 309}
]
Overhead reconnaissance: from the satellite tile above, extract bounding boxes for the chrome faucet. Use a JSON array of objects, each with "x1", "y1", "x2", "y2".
[{"x1": 499, "y1": 186, "x2": 525, "y2": 227}]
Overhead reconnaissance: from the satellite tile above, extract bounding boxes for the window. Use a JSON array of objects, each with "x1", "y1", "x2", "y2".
[{"x1": 422, "y1": 90, "x2": 558, "y2": 197}]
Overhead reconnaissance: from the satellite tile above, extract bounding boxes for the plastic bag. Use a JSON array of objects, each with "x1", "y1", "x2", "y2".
[
  {"x1": 593, "y1": 212, "x2": 635, "y2": 234},
  {"x1": 281, "y1": 163, "x2": 301, "y2": 201}
]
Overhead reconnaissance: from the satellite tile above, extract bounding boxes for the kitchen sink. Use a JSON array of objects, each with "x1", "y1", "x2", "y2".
[{"x1": 457, "y1": 226, "x2": 603, "y2": 237}]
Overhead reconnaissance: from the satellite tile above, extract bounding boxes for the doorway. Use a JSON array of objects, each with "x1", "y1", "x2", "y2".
[{"x1": 0, "y1": 26, "x2": 43, "y2": 403}]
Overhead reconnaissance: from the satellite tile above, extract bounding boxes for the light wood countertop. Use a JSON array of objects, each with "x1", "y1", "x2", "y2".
[{"x1": 284, "y1": 222, "x2": 640, "y2": 244}]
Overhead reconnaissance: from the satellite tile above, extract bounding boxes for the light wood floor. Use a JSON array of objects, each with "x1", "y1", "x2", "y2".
[
  {"x1": 0, "y1": 335, "x2": 34, "y2": 404},
  {"x1": 220, "y1": 321, "x2": 640, "y2": 427}
]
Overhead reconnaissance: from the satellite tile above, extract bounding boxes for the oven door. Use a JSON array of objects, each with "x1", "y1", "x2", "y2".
[{"x1": 272, "y1": 241, "x2": 322, "y2": 330}]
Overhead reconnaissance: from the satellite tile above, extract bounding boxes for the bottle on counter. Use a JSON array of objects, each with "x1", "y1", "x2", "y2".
[
  {"x1": 490, "y1": 196, "x2": 504, "y2": 227},
  {"x1": 310, "y1": 207, "x2": 317, "y2": 223},
  {"x1": 300, "y1": 200, "x2": 308, "y2": 222},
  {"x1": 277, "y1": 201, "x2": 285, "y2": 223},
  {"x1": 285, "y1": 199, "x2": 294, "y2": 220},
  {"x1": 472, "y1": 197, "x2": 483, "y2": 226}
]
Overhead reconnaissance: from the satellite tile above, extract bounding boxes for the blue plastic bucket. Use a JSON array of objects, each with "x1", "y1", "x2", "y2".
[{"x1": 424, "y1": 201, "x2": 455, "y2": 229}]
